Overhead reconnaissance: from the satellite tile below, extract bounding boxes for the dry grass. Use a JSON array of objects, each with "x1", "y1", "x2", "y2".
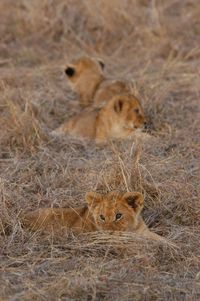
[{"x1": 0, "y1": 0, "x2": 200, "y2": 300}]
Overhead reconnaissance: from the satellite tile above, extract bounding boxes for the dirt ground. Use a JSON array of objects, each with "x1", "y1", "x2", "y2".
[{"x1": 0, "y1": 1, "x2": 200, "y2": 300}]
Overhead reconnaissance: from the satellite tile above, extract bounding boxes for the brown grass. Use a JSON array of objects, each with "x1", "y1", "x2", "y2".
[{"x1": 0, "y1": 0, "x2": 200, "y2": 300}]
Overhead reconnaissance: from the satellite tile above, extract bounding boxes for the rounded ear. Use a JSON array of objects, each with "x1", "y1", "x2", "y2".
[
  {"x1": 65, "y1": 66, "x2": 75, "y2": 77},
  {"x1": 123, "y1": 192, "x2": 144, "y2": 213},
  {"x1": 98, "y1": 59, "x2": 105, "y2": 70},
  {"x1": 114, "y1": 98, "x2": 123, "y2": 113},
  {"x1": 85, "y1": 191, "x2": 102, "y2": 207}
]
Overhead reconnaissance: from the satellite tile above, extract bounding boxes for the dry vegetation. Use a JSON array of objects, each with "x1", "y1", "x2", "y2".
[{"x1": 0, "y1": 0, "x2": 200, "y2": 300}]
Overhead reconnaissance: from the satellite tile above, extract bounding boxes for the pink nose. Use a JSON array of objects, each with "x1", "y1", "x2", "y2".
[{"x1": 103, "y1": 223, "x2": 113, "y2": 230}]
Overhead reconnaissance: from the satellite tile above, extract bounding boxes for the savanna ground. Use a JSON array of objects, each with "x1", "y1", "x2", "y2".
[{"x1": 0, "y1": 0, "x2": 200, "y2": 300}]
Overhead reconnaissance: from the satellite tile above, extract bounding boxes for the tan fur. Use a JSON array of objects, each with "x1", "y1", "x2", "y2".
[
  {"x1": 21, "y1": 191, "x2": 163, "y2": 241},
  {"x1": 52, "y1": 94, "x2": 145, "y2": 143},
  {"x1": 65, "y1": 56, "x2": 132, "y2": 107},
  {"x1": 94, "y1": 80, "x2": 131, "y2": 108}
]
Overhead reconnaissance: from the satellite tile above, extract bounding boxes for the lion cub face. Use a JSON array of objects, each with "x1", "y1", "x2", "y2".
[
  {"x1": 107, "y1": 94, "x2": 145, "y2": 132},
  {"x1": 86, "y1": 191, "x2": 144, "y2": 231},
  {"x1": 65, "y1": 56, "x2": 104, "y2": 86}
]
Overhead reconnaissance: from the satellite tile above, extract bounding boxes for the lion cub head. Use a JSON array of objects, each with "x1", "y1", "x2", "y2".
[
  {"x1": 86, "y1": 191, "x2": 144, "y2": 231},
  {"x1": 65, "y1": 56, "x2": 105, "y2": 83},
  {"x1": 65, "y1": 56, "x2": 105, "y2": 106},
  {"x1": 104, "y1": 94, "x2": 145, "y2": 133}
]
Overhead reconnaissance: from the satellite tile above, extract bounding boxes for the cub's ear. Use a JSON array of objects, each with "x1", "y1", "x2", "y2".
[
  {"x1": 85, "y1": 192, "x2": 102, "y2": 207},
  {"x1": 114, "y1": 98, "x2": 123, "y2": 113},
  {"x1": 123, "y1": 192, "x2": 144, "y2": 213},
  {"x1": 98, "y1": 59, "x2": 105, "y2": 70},
  {"x1": 65, "y1": 66, "x2": 75, "y2": 77}
]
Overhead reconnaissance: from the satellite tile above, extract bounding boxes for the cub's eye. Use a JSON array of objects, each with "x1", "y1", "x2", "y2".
[
  {"x1": 115, "y1": 213, "x2": 122, "y2": 221},
  {"x1": 98, "y1": 60, "x2": 105, "y2": 70},
  {"x1": 134, "y1": 108, "x2": 139, "y2": 114},
  {"x1": 99, "y1": 214, "x2": 105, "y2": 221}
]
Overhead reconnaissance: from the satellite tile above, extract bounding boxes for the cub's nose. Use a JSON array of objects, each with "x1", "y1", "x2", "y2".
[
  {"x1": 65, "y1": 67, "x2": 75, "y2": 77},
  {"x1": 144, "y1": 122, "x2": 148, "y2": 130}
]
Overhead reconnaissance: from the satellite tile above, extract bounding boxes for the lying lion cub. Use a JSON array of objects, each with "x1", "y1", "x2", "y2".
[
  {"x1": 52, "y1": 94, "x2": 144, "y2": 143},
  {"x1": 21, "y1": 191, "x2": 163, "y2": 241},
  {"x1": 65, "y1": 56, "x2": 131, "y2": 107}
]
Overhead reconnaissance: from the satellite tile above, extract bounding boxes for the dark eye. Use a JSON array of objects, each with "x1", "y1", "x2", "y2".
[
  {"x1": 134, "y1": 108, "x2": 139, "y2": 114},
  {"x1": 98, "y1": 60, "x2": 105, "y2": 70},
  {"x1": 99, "y1": 214, "x2": 105, "y2": 221},
  {"x1": 115, "y1": 213, "x2": 122, "y2": 220}
]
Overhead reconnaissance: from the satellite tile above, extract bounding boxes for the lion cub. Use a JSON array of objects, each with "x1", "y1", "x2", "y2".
[
  {"x1": 65, "y1": 56, "x2": 131, "y2": 107},
  {"x1": 52, "y1": 94, "x2": 145, "y2": 143},
  {"x1": 21, "y1": 191, "x2": 163, "y2": 241}
]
